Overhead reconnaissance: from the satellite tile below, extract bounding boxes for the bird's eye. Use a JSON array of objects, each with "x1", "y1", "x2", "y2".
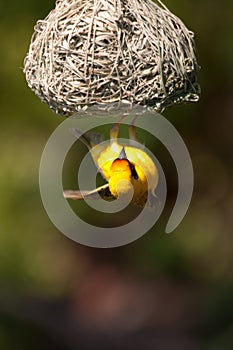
[{"x1": 130, "y1": 163, "x2": 139, "y2": 180}]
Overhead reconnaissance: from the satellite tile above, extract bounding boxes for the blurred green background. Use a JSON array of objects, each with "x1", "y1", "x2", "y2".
[{"x1": 0, "y1": 0, "x2": 233, "y2": 349}]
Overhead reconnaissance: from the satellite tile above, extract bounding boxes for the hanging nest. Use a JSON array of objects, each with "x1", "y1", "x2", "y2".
[{"x1": 24, "y1": 0, "x2": 200, "y2": 116}]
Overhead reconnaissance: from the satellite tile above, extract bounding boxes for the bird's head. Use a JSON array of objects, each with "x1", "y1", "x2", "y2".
[{"x1": 108, "y1": 147, "x2": 139, "y2": 199}]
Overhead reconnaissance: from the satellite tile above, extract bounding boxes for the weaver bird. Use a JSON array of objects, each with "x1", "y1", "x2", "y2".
[{"x1": 63, "y1": 120, "x2": 159, "y2": 208}]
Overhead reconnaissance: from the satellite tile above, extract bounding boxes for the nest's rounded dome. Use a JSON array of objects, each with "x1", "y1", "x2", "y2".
[{"x1": 24, "y1": 0, "x2": 200, "y2": 116}]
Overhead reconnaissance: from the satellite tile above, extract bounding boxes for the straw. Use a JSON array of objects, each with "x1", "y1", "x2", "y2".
[{"x1": 24, "y1": 0, "x2": 200, "y2": 116}]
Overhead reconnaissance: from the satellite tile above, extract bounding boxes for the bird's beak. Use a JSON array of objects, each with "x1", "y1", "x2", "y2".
[{"x1": 118, "y1": 147, "x2": 127, "y2": 160}]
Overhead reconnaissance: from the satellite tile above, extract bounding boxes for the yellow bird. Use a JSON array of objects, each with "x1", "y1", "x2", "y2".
[{"x1": 63, "y1": 121, "x2": 159, "y2": 208}]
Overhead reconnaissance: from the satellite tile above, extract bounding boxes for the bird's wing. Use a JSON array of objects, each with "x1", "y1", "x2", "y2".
[{"x1": 63, "y1": 183, "x2": 116, "y2": 201}]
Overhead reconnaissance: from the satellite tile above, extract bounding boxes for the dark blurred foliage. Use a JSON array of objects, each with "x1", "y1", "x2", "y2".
[{"x1": 0, "y1": 0, "x2": 233, "y2": 349}]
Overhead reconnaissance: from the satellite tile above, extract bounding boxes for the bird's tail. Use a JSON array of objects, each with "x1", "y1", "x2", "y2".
[{"x1": 69, "y1": 128, "x2": 104, "y2": 149}]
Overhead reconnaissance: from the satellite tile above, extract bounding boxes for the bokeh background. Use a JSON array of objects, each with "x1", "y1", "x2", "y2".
[{"x1": 0, "y1": 0, "x2": 233, "y2": 349}]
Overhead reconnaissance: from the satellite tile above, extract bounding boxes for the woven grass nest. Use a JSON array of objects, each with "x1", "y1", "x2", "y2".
[{"x1": 24, "y1": 0, "x2": 200, "y2": 116}]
